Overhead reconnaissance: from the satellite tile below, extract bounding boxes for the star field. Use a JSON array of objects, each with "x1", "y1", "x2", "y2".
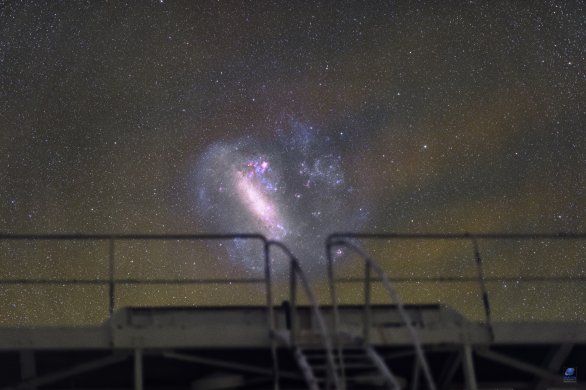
[{"x1": 0, "y1": 1, "x2": 584, "y2": 325}]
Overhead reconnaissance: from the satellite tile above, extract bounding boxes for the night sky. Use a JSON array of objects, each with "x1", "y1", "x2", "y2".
[{"x1": 1, "y1": 1, "x2": 584, "y2": 326}]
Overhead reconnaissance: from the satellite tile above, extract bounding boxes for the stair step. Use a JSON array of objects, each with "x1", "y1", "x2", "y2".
[
  {"x1": 312, "y1": 362, "x2": 375, "y2": 370},
  {"x1": 316, "y1": 373, "x2": 384, "y2": 383},
  {"x1": 302, "y1": 347, "x2": 364, "y2": 353},
  {"x1": 348, "y1": 374, "x2": 387, "y2": 384},
  {"x1": 304, "y1": 350, "x2": 367, "y2": 355},
  {"x1": 303, "y1": 349, "x2": 367, "y2": 355},
  {"x1": 306, "y1": 354, "x2": 369, "y2": 361}
]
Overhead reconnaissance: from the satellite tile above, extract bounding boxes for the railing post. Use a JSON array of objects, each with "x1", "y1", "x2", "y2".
[
  {"x1": 363, "y1": 261, "x2": 372, "y2": 343},
  {"x1": 290, "y1": 260, "x2": 297, "y2": 346},
  {"x1": 471, "y1": 238, "x2": 494, "y2": 342},
  {"x1": 327, "y1": 240, "x2": 345, "y2": 388},
  {"x1": 326, "y1": 241, "x2": 339, "y2": 340},
  {"x1": 108, "y1": 238, "x2": 115, "y2": 316},
  {"x1": 264, "y1": 241, "x2": 280, "y2": 390}
]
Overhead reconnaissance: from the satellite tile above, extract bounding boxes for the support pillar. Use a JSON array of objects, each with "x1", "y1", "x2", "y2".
[
  {"x1": 134, "y1": 349, "x2": 144, "y2": 390},
  {"x1": 462, "y1": 344, "x2": 478, "y2": 390}
]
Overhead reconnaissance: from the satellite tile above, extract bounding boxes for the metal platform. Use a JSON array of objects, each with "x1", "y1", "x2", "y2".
[
  {"x1": 1, "y1": 232, "x2": 584, "y2": 389},
  {"x1": 1, "y1": 305, "x2": 586, "y2": 350},
  {"x1": 1, "y1": 305, "x2": 585, "y2": 389}
]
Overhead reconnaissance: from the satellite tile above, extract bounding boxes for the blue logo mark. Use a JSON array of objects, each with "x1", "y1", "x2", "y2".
[{"x1": 564, "y1": 367, "x2": 577, "y2": 383}]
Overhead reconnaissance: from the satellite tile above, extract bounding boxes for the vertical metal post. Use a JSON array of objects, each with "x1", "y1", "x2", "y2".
[
  {"x1": 462, "y1": 344, "x2": 478, "y2": 390},
  {"x1": 109, "y1": 238, "x2": 115, "y2": 316},
  {"x1": 134, "y1": 348, "x2": 144, "y2": 390},
  {"x1": 471, "y1": 238, "x2": 494, "y2": 342},
  {"x1": 265, "y1": 242, "x2": 274, "y2": 326},
  {"x1": 265, "y1": 242, "x2": 280, "y2": 390},
  {"x1": 327, "y1": 241, "x2": 346, "y2": 389},
  {"x1": 290, "y1": 260, "x2": 297, "y2": 346},
  {"x1": 363, "y1": 261, "x2": 372, "y2": 343},
  {"x1": 326, "y1": 242, "x2": 339, "y2": 339}
]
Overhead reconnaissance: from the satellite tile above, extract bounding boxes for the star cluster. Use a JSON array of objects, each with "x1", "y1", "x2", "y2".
[{"x1": 195, "y1": 118, "x2": 368, "y2": 274}]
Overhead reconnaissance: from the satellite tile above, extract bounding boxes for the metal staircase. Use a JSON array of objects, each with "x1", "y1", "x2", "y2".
[
  {"x1": 325, "y1": 237, "x2": 437, "y2": 390},
  {"x1": 298, "y1": 343, "x2": 400, "y2": 389},
  {"x1": 267, "y1": 239, "x2": 426, "y2": 390},
  {"x1": 266, "y1": 240, "x2": 341, "y2": 390}
]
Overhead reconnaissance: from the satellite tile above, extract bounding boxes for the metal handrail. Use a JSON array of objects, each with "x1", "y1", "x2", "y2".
[
  {"x1": 328, "y1": 238, "x2": 436, "y2": 390},
  {"x1": 0, "y1": 233, "x2": 281, "y2": 389},
  {"x1": 0, "y1": 233, "x2": 269, "y2": 312},
  {"x1": 267, "y1": 240, "x2": 342, "y2": 390},
  {"x1": 327, "y1": 232, "x2": 586, "y2": 240},
  {"x1": 326, "y1": 232, "x2": 586, "y2": 390},
  {"x1": 327, "y1": 232, "x2": 586, "y2": 323}
]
